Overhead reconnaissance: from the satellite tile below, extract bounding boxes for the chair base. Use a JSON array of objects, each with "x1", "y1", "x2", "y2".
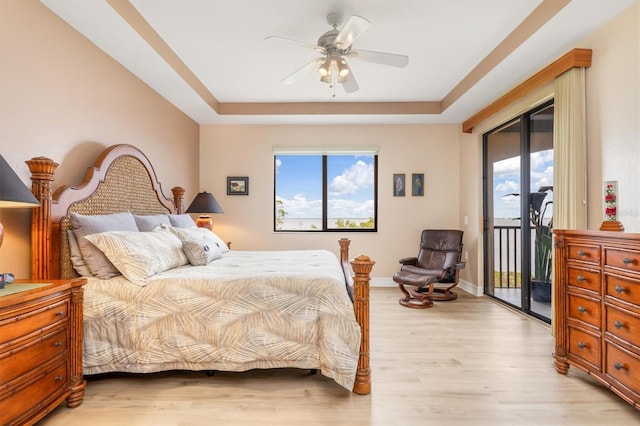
[
  {"x1": 399, "y1": 295, "x2": 434, "y2": 309},
  {"x1": 419, "y1": 287, "x2": 458, "y2": 302}
]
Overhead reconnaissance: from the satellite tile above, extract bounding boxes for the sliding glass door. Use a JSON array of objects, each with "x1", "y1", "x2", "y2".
[{"x1": 483, "y1": 101, "x2": 554, "y2": 323}]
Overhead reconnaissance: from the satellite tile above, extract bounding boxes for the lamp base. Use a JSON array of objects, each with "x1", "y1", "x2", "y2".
[{"x1": 195, "y1": 215, "x2": 213, "y2": 230}]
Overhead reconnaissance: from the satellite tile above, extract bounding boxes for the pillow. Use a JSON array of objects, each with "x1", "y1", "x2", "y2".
[
  {"x1": 167, "y1": 226, "x2": 230, "y2": 253},
  {"x1": 84, "y1": 228, "x2": 188, "y2": 283},
  {"x1": 168, "y1": 214, "x2": 197, "y2": 228},
  {"x1": 134, "y1": 214, "x2": 171, "y2": 232},
  {"x1": 71, "y1": 211, "x2": 138, "y2": 279},
  {"x1": 67, "y1": 230, "x2": 93, "y2": 277},
  {"x1": 182, "y1": 239, "x2": 223, "y2": 266}
]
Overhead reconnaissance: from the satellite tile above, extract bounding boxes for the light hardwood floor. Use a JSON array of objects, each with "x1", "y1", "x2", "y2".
[{"x1": 41, "y1": 288, "x2": 639, "y2": 426}]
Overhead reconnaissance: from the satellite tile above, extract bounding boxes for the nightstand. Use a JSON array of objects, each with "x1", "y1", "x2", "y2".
[{"x1": 0, "y1": 279, "x2": 86, "y2": 425}]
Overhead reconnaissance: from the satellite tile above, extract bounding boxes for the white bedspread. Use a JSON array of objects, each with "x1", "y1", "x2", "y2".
[{"x1": 82, "y1": 249, "x2": 360, "y2": 390}]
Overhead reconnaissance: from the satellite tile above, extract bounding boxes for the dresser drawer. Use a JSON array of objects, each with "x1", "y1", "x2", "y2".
[
  {"x1": 605, "y1": 274, "x2": 640, "y2": 307},
  {"x1": 568, "y1": 294, "x2": 601, "y2": 329},
  {"x1": 0, "y1": 359, "x2": 67, "y2": 426},
  {"x1": 0, "y1": 327, "x2": 67, "y2": 385},
  {"x1": 568, "y1": 267, "x2": 600, "y2": 293},
  {"x1": 605, "y1": 305, "x2": 640, "y2": 349},
  {"x1": 605, "y1": 247, "x2": 640, "y2": 274},
  {"x1": 568, "y1": 243, "x2": 600, "y2": 264},
  {"x1": 0, "y1": 299, "x2": 68, "y2": 347},
  {"x1": 605, "y1": 342, "x2": 640, "y2": 396},
  {"x1": 568, "y1": 326, "x2": 601, "y2": 369}
]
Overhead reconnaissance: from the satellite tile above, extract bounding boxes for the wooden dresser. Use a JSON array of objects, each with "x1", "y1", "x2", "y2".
[
  {"x1": 554, "y1": 230, "x2": 639, "y2": 410},
  {"x1": 0, "y1": 279, "x2": 86, "y2": 425}
]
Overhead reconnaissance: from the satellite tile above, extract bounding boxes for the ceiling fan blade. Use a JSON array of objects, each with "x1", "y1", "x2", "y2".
[
  {"x1": 347, "y1": 48, "x2": 409, "y2": 68},
  {"x1": 281, "y1": 57, "x2": 324, "y2": 85},
  {"x1": 334, "y1": 15, "x2": 370, "y2": 50},
  {"x1": 341, "y1": 70, "x2": 359, "y2": 93},
  {"x1": 265, "y1": 36, "x2": 326, "y2": 54}
]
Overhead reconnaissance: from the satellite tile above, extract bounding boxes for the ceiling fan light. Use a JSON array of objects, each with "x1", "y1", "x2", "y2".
[
  {"x1": 336, "y1": 58, "x2": 350, "y2": 77},
  {"x1": 317, "y1": 56, "x2": 332, "y2": 77}
]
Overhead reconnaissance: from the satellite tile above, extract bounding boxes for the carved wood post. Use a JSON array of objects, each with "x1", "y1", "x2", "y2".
[
  {"x1": 552, "y1": 233, "x2": 569, "y2": 374},
  {"x1": 67, "y1": 279, "x2": 87, "y2": 407},
  {"x1": 351, "y1": 254, "x2": 375, "y2": 395},
  {"x1": 171, "y1": 186, "x2": 185, "y2": 214},
  {"x1": 26, "y1": 157, "x2": 58, "y2": 280}
]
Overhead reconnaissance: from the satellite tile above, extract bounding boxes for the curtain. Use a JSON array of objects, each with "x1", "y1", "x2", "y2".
[{"x1": 553, "y1": 67, "x2": 587, "y2": 230}]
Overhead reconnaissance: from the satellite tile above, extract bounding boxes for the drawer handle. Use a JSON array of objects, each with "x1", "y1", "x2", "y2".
[
  {"x1": 55, "y1": 311, "x2": 64, "y2": 316},
  {"x1": 615, "y1": 285, "x2": 625, "y2": 294},
  {"x1": 54, "y1": 341, "x2": 63, "y2": 347},
  {"x1": 614, "y1": 320, "x2": 625, "y2": 329},
  {"x1": 577, "y1": 275, "x2": 586, "y2": 282},
  {"x1": 577, "y1": 306, "x2": 587, "y2": 314},
  {"x1": 577, "y1": 342, "x2": 586, "y2": 349},
  {"x1": 54, "y1": 375, "x2": 63, "y2": 381},
  {"x1": 622, "y1": 257, "x2": 633, "y2": 265},
  {"x1": 613, "y1": 362, "x2": 626, "y2": 371},
  {"x1": 578, "y1": 250, "x2": 586, "y2": 257}
]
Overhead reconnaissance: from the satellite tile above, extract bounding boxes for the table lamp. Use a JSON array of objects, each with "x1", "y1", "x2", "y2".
[
  {"x1": 185, "y1": 191, "x2": 223, "y2": 230},
  {"x1": 0, "y1": 155, "x2": 40, "y2": 288}
]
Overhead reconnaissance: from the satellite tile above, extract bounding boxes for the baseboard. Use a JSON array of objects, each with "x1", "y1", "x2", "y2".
[{"x1": 372, "y1": 277, "x2": 482, "y2": 297}]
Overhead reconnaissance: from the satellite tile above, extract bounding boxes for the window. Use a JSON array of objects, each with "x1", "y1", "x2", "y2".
[{"x1": 274, "y1": 152, "x2": 377, "y2": 231}]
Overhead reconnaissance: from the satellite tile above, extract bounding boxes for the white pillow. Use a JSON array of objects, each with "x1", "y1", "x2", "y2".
[
  {"x1": 71, "y1": 211, "x2": 138, "y2": 279},
  {"x1": 182, "y1": 239, "x2": 223, "y2": 266},
  {"x1": 167, "y1": 226, "x2": 230, "y2": 253},
  {"x1": 84, "y1": 228, "x2": 188, "y2": 283}
]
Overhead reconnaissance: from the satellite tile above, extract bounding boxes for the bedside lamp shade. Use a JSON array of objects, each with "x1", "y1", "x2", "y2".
[
  {"x1": 185, "y1": 191, "x2": 223, "y2": 230},
  {"x1": 0, "y1": 155, "x2": 39, "y2": 287}
]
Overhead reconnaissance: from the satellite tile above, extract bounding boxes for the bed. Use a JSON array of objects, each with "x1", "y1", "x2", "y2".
[{"x1": 26, "y1": 144, "x2": 373, "y2": 405}]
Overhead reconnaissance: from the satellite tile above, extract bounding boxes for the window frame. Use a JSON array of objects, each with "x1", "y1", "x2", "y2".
[{"x1": 274, "y1": 153, "x2": 378, "y2": 232}]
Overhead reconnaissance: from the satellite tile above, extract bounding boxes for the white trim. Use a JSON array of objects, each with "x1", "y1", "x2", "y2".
[{"x1": 372, "y1": 276, "x2": 482, "y2": 297}]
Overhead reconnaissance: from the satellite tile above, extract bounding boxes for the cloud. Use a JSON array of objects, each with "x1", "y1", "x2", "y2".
[
  {"x1": 329, "y1": 160, "x2": 374, "y2": 196},
  {"x1": 495, "y1": 180, "x2": 519, "y2": 193}
]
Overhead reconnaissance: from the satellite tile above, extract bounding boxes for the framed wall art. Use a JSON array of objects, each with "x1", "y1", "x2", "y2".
[
  {"x1": 227, "y1": 176, "x2": 249, "y2": 195},
  {"x1": 393, "y1": 174, "x2": 405, "y2": 197},
  {"x1": 412, "y1": 173, "x2": 424, "y2": 196}
]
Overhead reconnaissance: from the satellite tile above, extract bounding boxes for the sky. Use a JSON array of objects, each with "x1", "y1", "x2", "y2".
[
  {"x1": 492, "y1": 149, "x2": 554, "y2": 220},
  {"x1": 275, "y1": 154, "x2": 375, "y2": 219}
]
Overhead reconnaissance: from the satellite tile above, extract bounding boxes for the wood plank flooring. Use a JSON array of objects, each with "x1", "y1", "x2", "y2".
[{"x1": 40, "y1": 288, "x2": 639, "y2": 425}]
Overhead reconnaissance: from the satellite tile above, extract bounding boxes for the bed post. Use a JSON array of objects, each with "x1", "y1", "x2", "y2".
[
  {"x1": 171, "y1": 186, "x2": 185, "y2": 214},
  {"x1": 26, "y1": 156, "x2": 58, "y2": 280},
  {"x1": 339, "y1": 238, "x2": 375, "y2": 395}
]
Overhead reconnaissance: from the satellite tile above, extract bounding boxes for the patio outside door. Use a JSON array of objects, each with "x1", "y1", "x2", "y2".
[{"x1": 483, "y1": 101, "x2": 554, "y2": 323}]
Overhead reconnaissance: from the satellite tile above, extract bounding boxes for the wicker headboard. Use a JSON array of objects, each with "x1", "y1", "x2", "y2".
[{"x1": 28, "y1": 144, "x2": 185, "y2": 280}]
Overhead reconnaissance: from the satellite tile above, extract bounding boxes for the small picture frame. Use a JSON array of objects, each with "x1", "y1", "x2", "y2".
[
  {"x1": 227, "y1": 176, "x2": 249, "y2": 195},
  {"x1": 393, "y1": 174, "x2": 405, "y2": 197},
  {"x1": 412, "y1": 173, "x2": 424, "y2": 196}
]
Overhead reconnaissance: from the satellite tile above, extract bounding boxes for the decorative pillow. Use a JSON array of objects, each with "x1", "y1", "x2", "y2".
[
  {"x1": 167, "y1": 226, "x2": 230, "y2": 253},
  {"x1": 134, "y1": 214, "x2": 171, "y2": 232},
  {"x1": 84, "y1": 228, "x2": 188, "y2": 283},
  {"x1": 168, "y1": 214, "x2": 197, "y2": 228},
  {"x1": 67, "y1": 230, "x2": 93, "y2": 277},
  {"x1": 71, "y1": 211, "x2": 138, "y2": 279},
  {"x1": 182, "y1": 239, "x2": 223, "y2": 266}
]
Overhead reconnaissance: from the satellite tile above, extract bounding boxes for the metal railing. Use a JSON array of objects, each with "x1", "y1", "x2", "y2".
[{"x1": 494, "y1": 225, "x2": 521, "y2": 288}]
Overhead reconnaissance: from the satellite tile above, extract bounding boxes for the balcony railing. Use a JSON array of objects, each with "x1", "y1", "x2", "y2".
[{"x1": 494, "y1": 225, "x2": 522, "y2": 289}]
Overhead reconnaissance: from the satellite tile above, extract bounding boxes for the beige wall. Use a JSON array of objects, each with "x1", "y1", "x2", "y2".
[
  {"x1": 0, "y1": 0, "x2": 200, "y2": 278},
  {"x1": 581, "y1": 2, "x2": 640, "y2": 231},
  {"x1": 459, "y1": 2, "x2": 639, "y2": 294},
  {"x1": 199, "y1": 124, "x2": 461, "y2": 280}
]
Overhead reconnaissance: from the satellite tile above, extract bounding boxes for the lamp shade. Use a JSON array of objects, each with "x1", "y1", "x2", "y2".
[
  {"x1": 0, "y1": 155, "x2": 39, "y2": 207},
  {"x1": 185, "y1": 192, "x2": 223, "y2": 214}
]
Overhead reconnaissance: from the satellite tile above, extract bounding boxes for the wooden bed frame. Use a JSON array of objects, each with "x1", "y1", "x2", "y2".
[{"x1": 26, "y1": 144, "x2": 374, "y2": 395}]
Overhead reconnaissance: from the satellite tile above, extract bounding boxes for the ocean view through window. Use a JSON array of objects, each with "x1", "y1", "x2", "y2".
[{"x1": 274, "y1": 152, "x2": 377, "y2": 231}]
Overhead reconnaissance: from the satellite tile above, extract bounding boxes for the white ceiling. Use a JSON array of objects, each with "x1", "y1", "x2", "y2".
[{"x1": 41, "y1": 0, "x2": 635, "y2": 126}]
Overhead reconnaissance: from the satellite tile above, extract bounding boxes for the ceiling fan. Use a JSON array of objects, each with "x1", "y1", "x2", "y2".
[{"x1": 266, "y1": 12, "x2": 409, "y2": 96}]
